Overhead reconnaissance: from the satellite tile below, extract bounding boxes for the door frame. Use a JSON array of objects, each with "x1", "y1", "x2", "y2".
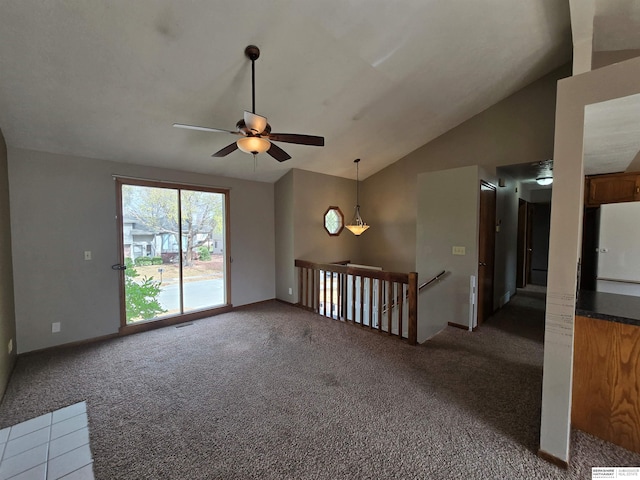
[
  {"x1": 516, "y1": 199, "x2": 534, "y2": 288},
  {"x1": 115, "y1": 177, "x2": 232, "y2": 335},
  {"x1": 477, "y1": 180, "x2": 496, "y2": 326}
]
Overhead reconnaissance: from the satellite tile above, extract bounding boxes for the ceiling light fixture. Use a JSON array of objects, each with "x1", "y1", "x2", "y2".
[
  {"x1": 536, "y1": 176, "x2": 553, "y2": 186},
  {"x1": 236, "y1": 136, "x2": 271, "y2": 155},
  {"x1": 345, "y1": 159, "x2": 370, "y2": 236}
]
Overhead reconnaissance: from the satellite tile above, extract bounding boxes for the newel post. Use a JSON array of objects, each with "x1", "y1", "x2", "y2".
[{"x1": 408, "y1": 272, "x2": 418, "y2": 345}]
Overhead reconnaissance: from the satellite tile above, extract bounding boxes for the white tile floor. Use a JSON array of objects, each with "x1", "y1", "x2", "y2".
[{"x1": 0, "y1": 402, "x2": 94, "y2": 480}]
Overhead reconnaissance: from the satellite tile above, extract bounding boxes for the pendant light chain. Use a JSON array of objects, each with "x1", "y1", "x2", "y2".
[
  {"x1": 345, "y1": 158, "x2": 370, "y2": 236},
  {"x1": 355, "y1": 159, "x2": 360, "y2": 206}
]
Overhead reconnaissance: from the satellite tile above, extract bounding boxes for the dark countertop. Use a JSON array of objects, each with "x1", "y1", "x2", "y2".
[{"x1": 576, "y1": 290, "x2": 640, "y2": 327}]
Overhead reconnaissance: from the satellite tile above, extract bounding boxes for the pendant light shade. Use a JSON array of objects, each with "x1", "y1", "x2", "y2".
[{"x1": 345, "y1": 159, "x2": 370, "y2": 236}]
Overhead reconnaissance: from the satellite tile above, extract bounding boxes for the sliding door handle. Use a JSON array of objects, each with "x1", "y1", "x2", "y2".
[{"x1": 111, "y1": 264, "x2": 127, "y2": 271}]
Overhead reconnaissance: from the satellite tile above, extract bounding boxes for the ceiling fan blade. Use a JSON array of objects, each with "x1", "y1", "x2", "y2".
[
  {"x1": 267, "y1": 133, "x2": 324, "y2": 146},
  {"x1": 244, "y1": 111, "x2": 268, "y2": 134},
  {"x1": 266, "y1": 143, "x2": 291, "y2": 162},
  {"x1": 173, "y1": 123, "x2": 240, "y2": 135},
  {"x1": 212, "y1": 142, "x2": 239, "y2": 157}
]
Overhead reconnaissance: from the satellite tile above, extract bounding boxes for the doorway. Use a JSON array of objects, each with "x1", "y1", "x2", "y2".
[
  {"x1": 516, "y1": 200, "x2": 551, "y2": 288},
  {"x1": 517, "y1": 199, "x2": 533, "y2": 288},
  {"x1": 477, "y1": 181, "x2": 496, "y2": 326},
  {"x1": 116, "y1": 178, "x2": 230, "y2": 331}
]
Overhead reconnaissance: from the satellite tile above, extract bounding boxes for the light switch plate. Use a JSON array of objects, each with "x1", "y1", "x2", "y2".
[
  {"x1": 452, "y1": 246, "x2": 466, "y2": 256},
  {"x1": 84, "y1": 251, "x2": 92, "y2": 261}
]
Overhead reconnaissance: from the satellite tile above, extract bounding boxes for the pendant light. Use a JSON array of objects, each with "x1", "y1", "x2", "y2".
[{"x1": 345, "y1": 159, "x2": 370, "y2": 236}]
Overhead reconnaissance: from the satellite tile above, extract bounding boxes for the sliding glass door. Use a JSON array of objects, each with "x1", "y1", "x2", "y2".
[{"x1": 116, "y1": 178, "x2": 229, "y2": 327}]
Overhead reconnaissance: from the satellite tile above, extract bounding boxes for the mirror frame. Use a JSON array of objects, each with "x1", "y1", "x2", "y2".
[{"x1": 323, "y1": 206, "x2": 344, "y2": 236}]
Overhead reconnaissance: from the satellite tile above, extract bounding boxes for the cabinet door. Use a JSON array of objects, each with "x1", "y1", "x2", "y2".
[{"x1": 586, "y1": 173, "x2": 640, "y2": 206}]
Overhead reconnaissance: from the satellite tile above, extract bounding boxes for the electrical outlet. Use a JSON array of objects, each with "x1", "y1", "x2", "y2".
[
  {"x1": 84, "y1": 251, "x2": 92, "y2": 261},
  {"x1": 52, "y1": 322, "x2": 61, "y2": 333},
  {"x1": 288, "y1": 287, "x2": 292, "y2": 295},
  {"x1": 7, "y1": 339, "x2": 12, "y2": 355}
]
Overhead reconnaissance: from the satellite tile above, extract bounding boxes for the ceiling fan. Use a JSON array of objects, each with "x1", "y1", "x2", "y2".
[{"x1": 173, "y1": 45, "x2": 324, "y2": 162}]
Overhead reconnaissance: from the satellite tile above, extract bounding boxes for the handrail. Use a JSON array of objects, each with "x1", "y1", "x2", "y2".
[
  {"x1": 419, "y1": 270, "x2": 448, "y2": 291},
  {"x1": 382, "y1": 270, "x2": 448, "y2": 316},
  {"x1": 295, "y1": 259, "x2": 418, "y2": 345},
  {"x1": 295, "y1": 259, "x2": 410, "y2": 284},
  {"x1": 331, "y1": 259, "x2": 351, "y2": 265}
]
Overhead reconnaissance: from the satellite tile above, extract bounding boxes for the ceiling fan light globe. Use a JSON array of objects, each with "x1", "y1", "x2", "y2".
[{"x1": 237, "y1": 136, "x2": 271, "y2": 154}]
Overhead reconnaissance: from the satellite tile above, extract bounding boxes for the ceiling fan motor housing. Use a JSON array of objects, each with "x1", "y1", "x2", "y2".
[{"x1": 245, "y1": 45, "x2": 260, "y2": 61}]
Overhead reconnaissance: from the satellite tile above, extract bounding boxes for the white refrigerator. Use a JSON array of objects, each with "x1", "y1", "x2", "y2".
[{"x1": 596, "y1": 202, "x2": 640, "y2": 297}]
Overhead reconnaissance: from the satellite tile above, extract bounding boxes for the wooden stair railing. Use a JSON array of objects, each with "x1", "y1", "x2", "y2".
[
  {"x1": 295, "y1": 259, "x2": 418, "y2": 345},
  {"x1": 382, "y1": 270, "x2": 448, "y2": 315}
]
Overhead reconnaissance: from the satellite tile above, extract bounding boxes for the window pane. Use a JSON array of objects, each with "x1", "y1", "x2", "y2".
[
  {"x1": 181, "y1": 190, "x2": 226, "y2": 312},
  {"x1": 121, "y1": 185, "x2": 179, "y2": 322}
]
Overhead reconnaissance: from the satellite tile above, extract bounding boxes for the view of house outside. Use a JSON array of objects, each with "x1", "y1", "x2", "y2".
[{"x1": 121, "y1": 184, "x2": 226, "y2": 323}]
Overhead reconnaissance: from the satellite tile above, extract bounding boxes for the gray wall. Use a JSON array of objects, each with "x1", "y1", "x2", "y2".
[
  {"x1": 8, "y1": 148, "x2": 275, "y2": 353},
  {"x1": 592, "y1": 49, "x2": 640, "y2": 70},
  {"x1": 275, "y1": 169, "x2": 364, "y2": 303},
  {"x1": 359, "y1": 65, "x2": 570, "y2": 302},
  {"x1": 417, "y1": 166, "x2": 479, "y2": 340},
  {"x1": 292, "y1": 169, "x2": 362, "y2": 264},
  {"x1": 274, "y1": 170, "x2": 294, "y2": 302},
  {"x1": 0, "y1": 129, "x2": 17, "y2": 396}
]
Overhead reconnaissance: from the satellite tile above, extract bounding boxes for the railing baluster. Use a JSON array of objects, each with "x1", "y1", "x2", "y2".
[
  {"x1": 336, "y1": 273, "x2": 341, "y2": 319},
  {"x1": 308, "y1": 268, "x2": 312, "y2": 310},
  {"x1": 309, "y1": 268, "x2": 313, "y2": 310},
  {"x1": 322, "y1": 270, "x2": 327, "y2": 317},
  {"x1": 341, "y1": 273, "x2": 347, "y2": 320},
  {"x1": 308, "y1": 268, "x2": 312, "y2": 309},
  {"x1": 368, "y1": 276, "x2": 373, "y2": 329},
  {"x1": 314, "y1": 269, "x2": 319, "y2": 313},
  {"x1": 306, "y1": 267, "x2": 310, "y2": 309},
  {"x1": 359, "y1": 275, "x2": 364, "y2": 325},
  {"x1": 387, "y1": 280, "x2": 393, "y2": 335},
  {"x1": 308, "y1": 269, "x2": 312, "y2": 311},
  {"x1": 351, "y1": 275, "x2": 356, "y2": 323},
  {"x1": 398, "y1": 283, "x2": 404, "y2": 338},
  {"x1": 329, "y1": 272, "x2": 334, "y2": 318},
  {"x1": 377, "y1": 279, "x2": 383, "y2": 332},
  {"x1": 408, "y1": 272, "x2": 418, "y2": 345}
]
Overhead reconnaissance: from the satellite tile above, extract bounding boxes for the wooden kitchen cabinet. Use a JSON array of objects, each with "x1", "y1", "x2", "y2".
[
  {"x1": 585, "y1": 171, "x2": 640, "y2": 206},
  {"x1": 572, "y1": 315, "x2": 640, "y2": 454}
]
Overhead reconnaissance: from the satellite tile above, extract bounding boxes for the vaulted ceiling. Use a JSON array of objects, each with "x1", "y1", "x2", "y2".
[{"x1": 0, "y1": 1, "x2": 574, "y2": 182}]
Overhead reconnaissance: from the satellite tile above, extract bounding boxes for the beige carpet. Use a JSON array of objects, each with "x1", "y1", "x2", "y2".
[{"x1": 0, "y1": 291, "x2": 638, "y2": 479}]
